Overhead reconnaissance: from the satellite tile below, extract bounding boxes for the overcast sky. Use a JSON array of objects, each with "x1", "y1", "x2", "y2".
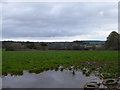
[{"x1": 2, "y1": 2, "x2": 118, "y2": 42}]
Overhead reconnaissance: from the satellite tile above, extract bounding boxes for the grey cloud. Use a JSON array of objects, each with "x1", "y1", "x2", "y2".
[{"x1": 2, "y1": 2, "x2": 118, "y2": 40}]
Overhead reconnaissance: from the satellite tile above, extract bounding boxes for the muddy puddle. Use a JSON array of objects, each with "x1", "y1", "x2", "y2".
[{"x1": 2, "y1": 70, "x2": 120, "y2": 88}]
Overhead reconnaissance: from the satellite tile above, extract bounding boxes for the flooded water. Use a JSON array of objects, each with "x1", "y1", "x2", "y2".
[
  {"x1": 0, "y1": 77, "x2": 2, "y2": 89},
  {"x1": 2, "y1": 70, "x2": 102, "y2": 88}
]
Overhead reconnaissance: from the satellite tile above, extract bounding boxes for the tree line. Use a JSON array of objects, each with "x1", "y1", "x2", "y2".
[{"x1": 1, "y1": 31, "x2": 120, "y2": 51}]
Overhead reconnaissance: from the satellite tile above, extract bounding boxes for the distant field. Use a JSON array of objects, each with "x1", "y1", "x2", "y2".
[{"x1": 2, "y1": 50, "x2": 119, "y2": 78}]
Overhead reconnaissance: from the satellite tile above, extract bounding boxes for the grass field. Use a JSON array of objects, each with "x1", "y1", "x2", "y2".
[{"x1": 2, "y1": 50, "x2": 119, "y2": 78}]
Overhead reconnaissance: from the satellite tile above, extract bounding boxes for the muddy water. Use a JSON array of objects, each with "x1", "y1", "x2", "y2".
[{"x1": 2, "y1": 70, "x2": 102, "y2": 88}]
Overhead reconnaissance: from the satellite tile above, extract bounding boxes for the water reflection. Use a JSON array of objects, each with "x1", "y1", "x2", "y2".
[{"x1": 2, "y1": 70, "x2": 101, "y2": 88}]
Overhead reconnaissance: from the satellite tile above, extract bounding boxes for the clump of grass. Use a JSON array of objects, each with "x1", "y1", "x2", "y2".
[
  {"x1": 99, "y1": 64, "x2": 118, "y2": 78},
  {"x1": 73, "y1": 66, "x2": 77, "y2": 70},
  {"x1": 85, "y1": 69, "x2": 92, "y2": 76},
  {"x1": 55, "y1": 67, "x2": 59, "y2": 71},
  {"x1": 60, "y1": 68, "x2": 64, "y2": 72},
  {"x1": 102, "y1": 73, "x2": 113, "y2": 79},
  {"x1": 50, "y1": 67, "x2": 54, "y2": 70},
  {"x1": 29, "y1": 68, "x2": 42, "y2": 74},
  {"x1": 44, "y1": 67, "x2": 49, "y2": 71},
  {"x1": 82, "y1": 64, "x2": 84, "y2": 67},
  {"x1": 69, "y1": 67, "x2": 72, "y2": 70},
  {"x1": 82, "y1": 69, "x2": 87, "y2": 74},
  {"x1": 11, "y1": 70, "x2": 23, "y2": 76},
  {"x1": 85, "y1": 72, "x2": 90, "y2": 76},
  {"x1": 91, "y1": 67, "x2": 96, "y2": 71},
  {"x1": 2, "y1": 72, "x2": 7, "y2": 76}
]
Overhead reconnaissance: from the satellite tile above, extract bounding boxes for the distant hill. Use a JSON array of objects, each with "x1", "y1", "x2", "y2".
[{"x1": 2, "y1": 40, "x2": 105, "y2": 51}]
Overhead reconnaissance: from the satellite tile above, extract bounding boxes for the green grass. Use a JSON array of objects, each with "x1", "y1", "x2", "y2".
[{"x1": 2, "y1": 50, "x2": 119, "y2": 78}]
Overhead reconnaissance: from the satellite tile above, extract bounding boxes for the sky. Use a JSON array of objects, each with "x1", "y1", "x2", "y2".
[{"x1": 2, "y1": 2, "x2": 118, "y2": 42}]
